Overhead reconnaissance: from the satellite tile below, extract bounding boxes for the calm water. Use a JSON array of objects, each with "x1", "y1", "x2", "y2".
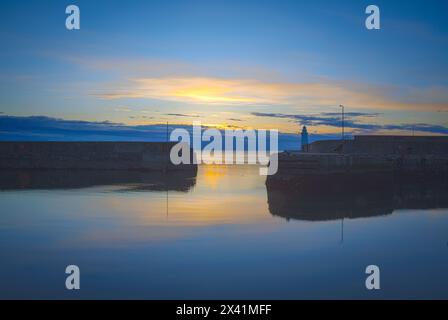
[{"x1": 1, "y1": 165, "x2": 447, "y2": 299}]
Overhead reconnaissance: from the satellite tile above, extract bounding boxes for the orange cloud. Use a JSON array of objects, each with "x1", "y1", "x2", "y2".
[{"x1": 91, "y1": 76, "x2": 448, "y2": 112}]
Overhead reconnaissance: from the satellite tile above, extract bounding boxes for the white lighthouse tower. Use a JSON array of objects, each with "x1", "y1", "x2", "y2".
[{"x1": 301, "y1": 126, "x2": 309, "y2": 152}]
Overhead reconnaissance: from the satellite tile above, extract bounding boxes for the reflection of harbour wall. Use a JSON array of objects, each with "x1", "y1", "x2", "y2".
[
  {"x1": 0, "y1": 169, "x2": 197, "y2": 192},
  {"x1": 0, "y1": 142, "x2": 196, "y2": 171},
  {"x1": 266, "y1": 178, "x2": 395, "y2": 221},
  {"x1": 266, "y1": 174, "x2": 448, "y2": 221}
]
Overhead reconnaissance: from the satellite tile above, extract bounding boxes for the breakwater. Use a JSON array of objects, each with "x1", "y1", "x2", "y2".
[
  {"x1": 0, "y1": 142, "x2": 196, "y2": 172},
  {"x1": 266, "y1": 145, "x2": 448, "y2": 221},
  {"x1": 307, "y1": 135, "x2": 448, "y2": 155},
  {"x1": 267, "y1": 151, "x2": 448, "y2": 189}
]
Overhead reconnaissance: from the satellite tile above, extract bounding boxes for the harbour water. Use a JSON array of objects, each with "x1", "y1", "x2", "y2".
[{"x1": 1, "y1": 165, "x2": 447, "y2": 299}]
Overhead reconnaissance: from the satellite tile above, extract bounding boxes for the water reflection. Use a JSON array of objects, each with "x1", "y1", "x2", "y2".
[
  {"x1": 1, "y1": 165, "x2": 448, "y2": 299},
  {"x1": 0, "y1": 169, "x2": 197, "y2": 192},
  {"x1": 266, "y1": 174, "x2": 448, "y2": 221}
]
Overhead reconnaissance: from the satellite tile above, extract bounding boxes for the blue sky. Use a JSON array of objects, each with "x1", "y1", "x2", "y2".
[{"x1": 1, "y1": 0, "x2": 447, "y2": 138}]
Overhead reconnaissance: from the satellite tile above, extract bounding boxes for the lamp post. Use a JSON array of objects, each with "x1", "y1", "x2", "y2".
[
  {"x1": 339, "y1": 105, "x2": 345, "y2": 238},
  {"x1": 339, "y1": 105, "x2": 345, "y2": 141}
]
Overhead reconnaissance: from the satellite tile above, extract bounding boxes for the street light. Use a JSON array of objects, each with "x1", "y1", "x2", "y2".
[{"x1": 339, "y1": 105, "x2": 345, "y2": 141}]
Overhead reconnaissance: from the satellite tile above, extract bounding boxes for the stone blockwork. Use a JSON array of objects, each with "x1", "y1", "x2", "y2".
[{"x1": 0, "y1": 142, "x2": 196, "y2": 171}]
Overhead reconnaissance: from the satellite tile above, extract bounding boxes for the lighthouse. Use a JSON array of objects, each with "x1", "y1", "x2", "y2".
[{"x1": 301, "y1": 126, "x2": 309, "y2": 152}]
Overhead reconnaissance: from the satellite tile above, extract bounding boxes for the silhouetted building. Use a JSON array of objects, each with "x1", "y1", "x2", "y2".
[{"x1": 301, "y1": 126, "x2": 309, "y2": 152}]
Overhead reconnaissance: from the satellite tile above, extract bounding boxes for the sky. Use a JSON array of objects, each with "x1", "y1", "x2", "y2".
[{"x1": 1, "y1": 0, "x2": 448, "y2": 139}]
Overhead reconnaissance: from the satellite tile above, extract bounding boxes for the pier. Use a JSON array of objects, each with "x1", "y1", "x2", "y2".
[
  {"x1": 266, "y1": 135, "x2": 448, "y2": 221},
  {"x1": 0, "y1": 142, "x2": 197, "y2": 172}
]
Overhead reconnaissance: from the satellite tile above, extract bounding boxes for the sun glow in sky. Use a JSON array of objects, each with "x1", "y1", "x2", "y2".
[{"x1": 0, "y1": 0, "x2": 447, "y2": 136}]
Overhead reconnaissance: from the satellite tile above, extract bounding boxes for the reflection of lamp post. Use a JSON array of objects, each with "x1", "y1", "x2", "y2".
[
  {"x1": 340, "y1": 105, "x2": 345, "y2": 141},
  {"x1": 340, "y1": 218, "x2": 344, "y2": 245}
]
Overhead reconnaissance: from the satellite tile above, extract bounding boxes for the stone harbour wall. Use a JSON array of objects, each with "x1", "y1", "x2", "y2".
[{"x1": 0, "y1": 142, "x2": 196, "y2": 171}]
